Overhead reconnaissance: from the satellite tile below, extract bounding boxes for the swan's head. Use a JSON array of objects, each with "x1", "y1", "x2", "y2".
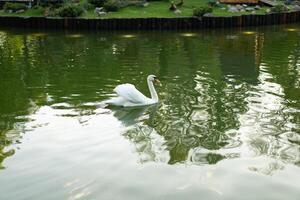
[{"x1": 147, "y1": 75, "x2": 160, "y2": 84}]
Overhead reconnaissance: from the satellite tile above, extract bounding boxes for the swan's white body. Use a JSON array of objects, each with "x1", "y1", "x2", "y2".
[{"x1": 104, "y1": 75, "x2": 159, "y2": 107}]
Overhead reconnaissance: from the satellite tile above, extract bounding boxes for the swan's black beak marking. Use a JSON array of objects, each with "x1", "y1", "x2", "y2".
[{"x1": 154, "y1": 77, "x2": 161, "y2": 84}]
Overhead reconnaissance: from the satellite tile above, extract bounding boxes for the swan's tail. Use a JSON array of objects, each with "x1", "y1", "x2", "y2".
[
  {"x1": 96, "y1": 102, "x2": 108, "y2": 108},
  {"x1": 98, "y1": 97, "x2": 124, "y2": 107},
  {"x1": 94, "y1": 100, "x2": 112, "y2": 115}
]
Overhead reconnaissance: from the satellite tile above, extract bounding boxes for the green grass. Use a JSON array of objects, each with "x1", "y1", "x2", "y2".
[
  {"x1": 82, "y1": 0, "x2": 209, "y2": 18},
  {"x1": 0, "y1": 0, "x2": 271, "y2": 18},
  {"x1": 0, "y1": 7, "x2": 44, "y2": 17},
  {"x1": 83, "y1": 0, "x2": 270, "y2": 18}
]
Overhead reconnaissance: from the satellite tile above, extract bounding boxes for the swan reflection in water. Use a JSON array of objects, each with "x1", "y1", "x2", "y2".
[
  {"x1": 111, "y1": 105, "x2": 157, "y2": 127},
  {"x1": 110, "y1": 105, "x2": 170, "y2": 164}
]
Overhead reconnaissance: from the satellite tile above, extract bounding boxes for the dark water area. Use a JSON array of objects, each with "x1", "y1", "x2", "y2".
[{"x1": 0, "y1": 25, "x2": 299, "y2": 200}]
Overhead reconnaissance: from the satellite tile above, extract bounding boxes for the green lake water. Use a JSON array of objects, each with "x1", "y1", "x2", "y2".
[{"x1": 0, "y1": 25, "x2": 299, "y2": 200}]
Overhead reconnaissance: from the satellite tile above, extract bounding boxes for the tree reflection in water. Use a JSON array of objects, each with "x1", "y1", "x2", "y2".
[
  {"x1": 111, "y1": 105, "x2": 170, "y2": 164},
  {"x1": 0, "y1": 26, "x2": 299, "y2": 170}
]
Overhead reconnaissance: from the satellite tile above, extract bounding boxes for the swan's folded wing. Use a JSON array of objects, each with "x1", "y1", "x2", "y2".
[{"x1": 113, "y1": 84, "x2": 148, "y2": 104}]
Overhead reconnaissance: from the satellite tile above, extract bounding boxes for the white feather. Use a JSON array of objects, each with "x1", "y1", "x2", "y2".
[
  {"x1": 102, "y1": 75, "x2": 159, "y2": 107},
  {"x1": 113, "y1": 84, "x2": 148, "y2": 104}
]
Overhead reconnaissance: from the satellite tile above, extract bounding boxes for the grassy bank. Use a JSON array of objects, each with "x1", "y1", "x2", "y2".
[{"x1": 0, "y1": 0, "x2": 272, "y2": 18}]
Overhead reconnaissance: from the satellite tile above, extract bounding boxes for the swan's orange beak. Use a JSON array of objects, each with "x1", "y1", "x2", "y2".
[{"x1": 154, "y1": 79, "x2": 162, "y2": 86}]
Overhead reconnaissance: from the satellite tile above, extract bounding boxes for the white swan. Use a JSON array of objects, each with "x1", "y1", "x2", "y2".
[{"x1": 103, "y1": 75, "x2": 160, "y2": 107}]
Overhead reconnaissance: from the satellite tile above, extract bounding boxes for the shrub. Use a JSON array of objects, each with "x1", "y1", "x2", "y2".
[
  {"x1": 103, "y1": 0, "x2": 120, "y2": 11},
  {"x1": 82, "y1": 2, "x2": 94, "y2": 11},
  {"x1": 56, "y1": 4, "x2": 84, "y2": 17},
  {"x1": 193, "y1": 6, "x2": 213, "y2": 17},
  {"x1": 88, "y1": 0, "x2": 106, "y2": 7},
  {"x1": 3, "y1": 2, "x2": 27, "y2": 12},
  {"x1": 271, "y1": 4, "x2": 288, "y2": 13},
  {"x1": 39, "y1": 0, "x2": 63, "y2": 8},
  {"x1": 284, "y1": 0, "x2": 292, "y2": 5},
  {"x1": 32, "y1": 5, "x2": 41, "y2": 9},
  {"x1": 208, "y1": 0, "x2": 218, "y2": 7}
]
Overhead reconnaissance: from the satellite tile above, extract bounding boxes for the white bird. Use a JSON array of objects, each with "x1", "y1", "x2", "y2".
[{"x1": 103, "y1": 75, "x2": 160, "y2": 107}]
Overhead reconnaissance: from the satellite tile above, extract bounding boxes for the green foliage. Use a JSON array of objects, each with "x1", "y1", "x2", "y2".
[
  {"x1": 0, "y1": 0, "x2": 274, "y2": 18},
  {"x1": 284, "y1": 0, "x2": 292, "y2": 5},
  {"x1": 88, "y1": 0, "x2": 106, "y2": 7},
  {"x1": 82, "y1": 2, "x2": 94, "y2": 11},
  {"x1": 32, "y1": 5, "x2": 41, "y2": 9},
  {"x1": 205, "y1": 153, "x2": 225, "y2": 164},
  {"x1": 56, "y1": 4, "x2": 84, "y2": 17},
  {"x1": 271, "y1": 4, "x2": 288, "y2": 13},
  {"x1": 39, "y1": 0, "x2": 63, "y2": 8},
  {"x1": 193, "y1": 6, "x2": 213, "y2": 17},
  {"x1": 3, "y1": 2, "x2": 27, "y2": 12},
  {"x1": 208, "y1": 0, "x2": 217, "y2": 7},
  {"x1": 103, "y1": 0, "x2": 120, "y2": 11}
]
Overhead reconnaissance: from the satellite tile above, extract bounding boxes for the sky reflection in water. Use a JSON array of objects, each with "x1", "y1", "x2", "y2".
[{"x1": 0, "y1": 25, "x2": 300, "y2": 200}]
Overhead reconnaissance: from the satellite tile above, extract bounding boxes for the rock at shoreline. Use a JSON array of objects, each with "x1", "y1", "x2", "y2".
[
  {"x1": 95, "y1": 7, "x2": 104, "y2": 12},
  {"x1": 15, "y1": 9, "x2": 25, "y2": 14},
  {"x1": 245, "y1": 7, "x2": 255, "y2": 12},
  {"x1": 203, "y1": 13, "x2": 213, "y2": 17},
  {"x1": 174, "y1": 9, "x2": 182, "y2": 15},
  {"x1": 95, "y1": 7, "x2": 107, "y2": 17},
  {"x1": 228, "y1": 6, "x2": 239, "y2": 13},
  {"x1": 227, "y1": 5, "x2": 259, "y2": 13},
  {"x1": 142, "y1": 2, "x2": 149, "y2": 7},
  {"x1": 255, "y1": 5, "x2": 261, "y2": 10},
  {"x1": 292, "y1": 5, "x2": 300, "y2": 10},
  {"x1": 236, "y1": 4, "x2": 243, "y2": 10}
]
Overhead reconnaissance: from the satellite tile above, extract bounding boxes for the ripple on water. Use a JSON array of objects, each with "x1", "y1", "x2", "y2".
[{"x1": 0, "y1": 26, "x2": 300, "y2": 200}]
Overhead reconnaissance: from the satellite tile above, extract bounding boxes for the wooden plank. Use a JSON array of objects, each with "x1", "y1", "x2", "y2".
[{"x1": 0, "y1": 12, "x2": 300, "y2": 30}]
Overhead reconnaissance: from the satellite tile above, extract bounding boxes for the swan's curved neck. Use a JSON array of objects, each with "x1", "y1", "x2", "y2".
[{"x1": 147, "y1": 79, "x2": 158, "y2": 102}]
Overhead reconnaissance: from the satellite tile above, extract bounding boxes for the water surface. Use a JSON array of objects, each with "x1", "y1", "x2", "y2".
[{"x1": 0, "y1": 25, "x2": 300, "y2": 200}]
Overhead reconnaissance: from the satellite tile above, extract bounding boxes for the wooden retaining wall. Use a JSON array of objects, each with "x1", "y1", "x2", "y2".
[{"x1": 0, "y1": 11, "x2": 299, "y2": 30}]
